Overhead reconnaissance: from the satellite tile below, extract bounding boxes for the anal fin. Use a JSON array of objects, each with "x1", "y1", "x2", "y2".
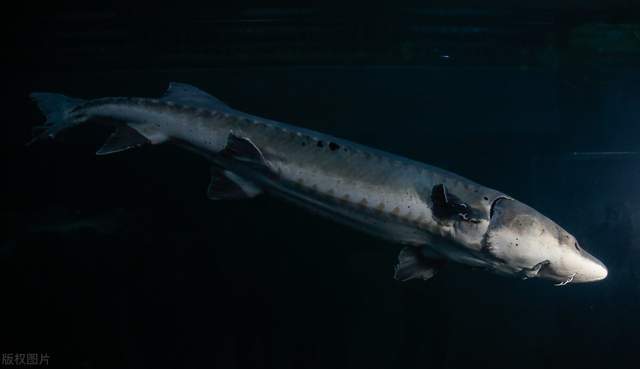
[
  {"x1": 394, "y1": 246, "x2": 444, "y2": 282},
  {"x1": 96, "y1": 125, "x2": 150, "y2": 155},
  {"x1": 207, "y1": 168, "x2": 262, "y2": 200}
]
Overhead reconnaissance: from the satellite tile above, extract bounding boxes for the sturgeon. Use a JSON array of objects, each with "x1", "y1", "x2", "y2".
[{"x1": 30, "y1": 82, "x2": 608, "y2": 285}]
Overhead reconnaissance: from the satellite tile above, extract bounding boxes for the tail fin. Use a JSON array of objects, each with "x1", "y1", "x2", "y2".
[{"x1": 29, "y1": 93, "x2": 86, "y2": 145}]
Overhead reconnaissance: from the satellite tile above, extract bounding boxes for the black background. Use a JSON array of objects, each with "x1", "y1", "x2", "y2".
[{"x1": 2, "y1": 2, "x2": 640, "y2": 368}]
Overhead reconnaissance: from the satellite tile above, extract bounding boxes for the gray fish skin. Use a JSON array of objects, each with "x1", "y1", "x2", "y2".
[{"x1": 30, "y1": 83, "x2": 608, "y2": 286}]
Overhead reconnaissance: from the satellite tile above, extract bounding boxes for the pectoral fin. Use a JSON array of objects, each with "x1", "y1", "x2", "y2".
[
  {"x1": 394, "y1": 247, "x2": 444, "y2": 282},
  {"x1": 429, "y1": 184, "x2": 484, "y2": 224},
  {"x1": 221, "y1": 133, "x2": 266, "y2": 164},
  {"x1": 431, "y1": 184, "x2": 473, "y2": 220},
  {"x1": 519, "y1": 260, "x2": 550, "y2": 280},
  {"x1": 219, "y1": 133, "x2": 278, "y2": 181}
]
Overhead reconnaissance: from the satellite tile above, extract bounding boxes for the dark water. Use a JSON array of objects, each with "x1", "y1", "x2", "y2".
[{"x1": 3, "y1": 4, "x2": 640, "y2": 369}]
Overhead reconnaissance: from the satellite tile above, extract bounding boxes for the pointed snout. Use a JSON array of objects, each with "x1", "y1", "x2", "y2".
[
  {"x1": 485, "y1": 195, "x2": 608, "y2": 285},
  {"x1": 572, "y1": 251, "x2": 608, "y2": 283}
]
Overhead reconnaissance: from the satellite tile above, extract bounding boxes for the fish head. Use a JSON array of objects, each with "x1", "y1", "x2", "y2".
[{"x1": 484, "y1": 197, "x2": 607, "y2": 284}]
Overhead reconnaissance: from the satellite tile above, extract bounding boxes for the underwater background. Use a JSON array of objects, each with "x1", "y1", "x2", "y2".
[{"x1": 3, "y1": 2, "x2": 640, "y2": 368}]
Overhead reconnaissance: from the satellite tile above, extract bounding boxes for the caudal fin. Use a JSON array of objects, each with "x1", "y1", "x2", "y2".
[{"x1": 29, "y1": 92, "x2": 86, "y2": 145}]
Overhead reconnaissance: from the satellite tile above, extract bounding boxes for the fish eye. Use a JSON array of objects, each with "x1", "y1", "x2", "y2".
[{"x1": 574, "y1": 242, "x2": 581, "y2": 252}]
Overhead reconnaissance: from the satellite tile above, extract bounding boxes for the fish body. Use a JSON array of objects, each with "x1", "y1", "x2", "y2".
[{"x1": 30, "y1": 83, "x2": 608, "y2": 285}]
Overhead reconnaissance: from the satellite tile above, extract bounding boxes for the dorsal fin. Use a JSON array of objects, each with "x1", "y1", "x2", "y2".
[{"x1": 161, "y1": 82, "x2": 230, "y2": 110}]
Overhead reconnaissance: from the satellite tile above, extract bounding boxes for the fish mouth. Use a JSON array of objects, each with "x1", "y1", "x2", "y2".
[{"x1": 536, "y1": 263, "x2": 575, "y2": 285}]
